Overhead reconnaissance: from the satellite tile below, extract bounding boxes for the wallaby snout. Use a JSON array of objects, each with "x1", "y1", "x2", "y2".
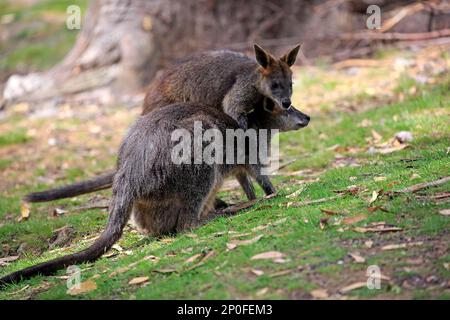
[{"x1": 289, "y1": 106, "x2": 310, "y2": 129}]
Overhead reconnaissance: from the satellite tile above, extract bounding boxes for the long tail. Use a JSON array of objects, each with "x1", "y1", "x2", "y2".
[
  {"x1": 24, "y1": 172, "x2": 115, "y2": 203},
  {"x1": 0, "y1": 186, "x2": 132, "y2": 288}
]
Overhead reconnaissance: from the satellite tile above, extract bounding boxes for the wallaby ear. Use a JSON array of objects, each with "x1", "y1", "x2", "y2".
[
  {"x1": 280, "y1": 44, "x2": 301, "y2": 67},
  {"x1": 254, "y1": 44, "x2": 272, "y2": 69}
]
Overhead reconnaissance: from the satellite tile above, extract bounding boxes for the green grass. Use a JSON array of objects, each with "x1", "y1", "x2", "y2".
[
  {"x1": 0, "y1": 128, "x2": 29, "y2": 146},
  {"x1": 0, "y1": 0, "x2": 87, "y2": 72},
  {"x1": 0, "y1": 80, "x2": 448, "y2": 299}
]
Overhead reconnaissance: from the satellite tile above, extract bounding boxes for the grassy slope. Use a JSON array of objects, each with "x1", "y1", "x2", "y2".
[{"x1": 0, "y1": 79, "x2": 448, "y2": 299}]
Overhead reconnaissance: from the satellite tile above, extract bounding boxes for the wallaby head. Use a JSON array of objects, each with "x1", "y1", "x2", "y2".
[
  {"x1": 250, "y1": 98, "x2": 310, "y2": 132},
  {"x1": 253, "y1": 44, "x2": 301, "y2": 111}
]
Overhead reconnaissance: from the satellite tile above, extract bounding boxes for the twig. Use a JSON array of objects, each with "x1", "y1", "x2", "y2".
[
  {"x1": 341, "y1": 29, "x2": 450, "y2": 41},
  {"x1": 72, "y1": 200, "x2": 110, "y2": 212},
  {"x1": 379, "y1": 2, "x2": 425, "y2": 33},
  {"x1": 395, "y1": 176, "x2": 450, "y2": 193},
  {"x1": 290, "y1": 195, "x2": 341, "y2": 208}
]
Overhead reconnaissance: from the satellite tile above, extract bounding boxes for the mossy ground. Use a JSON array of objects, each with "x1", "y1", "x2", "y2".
[{"x1": 0, "y1": 1, "x2": 449, "y2": 300}]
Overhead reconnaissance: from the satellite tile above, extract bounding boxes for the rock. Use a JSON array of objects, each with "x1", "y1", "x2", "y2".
[{"x1": 395, "y1": 131, "x2": 413, "y2": 143}]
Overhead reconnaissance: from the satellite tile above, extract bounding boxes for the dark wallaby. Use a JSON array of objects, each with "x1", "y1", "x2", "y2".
[
  {"x1": 25, "y1": 44, "x2": 302, "y2": 204},
  {"x1": 1, "y1": 102, "x2": 309, "y2": 287}
]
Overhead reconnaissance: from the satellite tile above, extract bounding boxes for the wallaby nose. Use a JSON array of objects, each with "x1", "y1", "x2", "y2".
[{"x1": 282, "y1": 99, "x2": 291, "y2": 109}]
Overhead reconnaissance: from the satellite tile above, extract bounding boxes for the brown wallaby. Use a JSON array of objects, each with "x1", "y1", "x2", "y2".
[
  {"x1": 0, "y1": 102, "x2": 309, "y2": 287},
  {"x1": 25, "y1": 44, "x2": 302, "y2": 204}
]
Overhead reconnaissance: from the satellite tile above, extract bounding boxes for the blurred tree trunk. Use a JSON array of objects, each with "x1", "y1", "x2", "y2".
[{"x1": 2, "y1": 0, "x2": 448, "y2": 109}]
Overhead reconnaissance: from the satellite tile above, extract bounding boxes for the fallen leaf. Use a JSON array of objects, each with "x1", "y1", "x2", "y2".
[
  {"x1": 354, "y1": 226, "x2": 402, "y2": 233},
  {"x1": 269, "y1": 269, "x2": 293, "y2": 277},
  {"x1": 319, "y1": 218, "x2": 329, "y2": 230},
  {"x1": 367, "y1": 206, "x2": 388, "y2": 213},
  {"x1": 19, "y1": 202, "x2": 30, "y2": 221},
  {"x1": 112, "y1": 244, "x2": 123, "y2": 252},
  {"x1": 185, "y1": 233, "x2": 198, "y2": 238},
  {"x1": 67, "y1": 279, "x2": 97, "y2": 295},
  {"x1": 251, "y1": 251, "x2": 285, "y2": 261},
  {"x1": 371, "y1": 129, "x2": 382, "y2": 143},
  {"x1": 128, "y1": 276, "x2": 149, "y2": 285},
  {"x1": 184, "y1": 253, "x2": 202, "y2": 264},
  {"x1": 256, "y1": 287, "x2": 269, "y2": 296},
  {"x1": 251, "y1": 269, "x2": 264, "y2": 276},
  {"x1": 377, "y1": 143, "x2": 408, "y2": 154},
  {"x1": 227, "y1": 235, "x2": 263, "y2": 249},
  {"x1": 342, "y1": 214, "x2": 367, "y2": 225},
  {"x1": 349, "y1": 252, "x2": 365, "y2": 263},
  {"x1": 364, "y1": 240, "x2": 374, "y2": 248},
  {"x1": 0, "y1": 255, "x2": 19, "y2": 266},
  {"x1": 320, "y1": 209, "x2": 342, "y2": 216},
  {"x1": 439, "y1": 209, "x2": 450, "y2": 216},
  {"x1": 285, "y1": 187, "x2": 305, "y2": 199},
  {"x1": 251, "y1": 225, "x2": 268, "y2": 232},
  {"x1": 381, "y1": 241, "x2": 423, "y2": 251},
  {"x1": 339, "y1": 282, "x2": 367, "y2": 293},
  {"x1": 410, "y1": 173, "x2": 421, "y2": 180},
  {"x1": 310, "y1": 289, "x2": 329, "y2": 299},
  {"x1": 373, "y1": 176, "x2": 386, "y2": 182},
  {"x1": 153, "y1": 268, "x2": 177, "y2": 274},
  {"x1": 369, "y1": 190, "x2": 379, "y2": 204},
  {"x1": 109, "y1": 266, "x2": 130, "y2": 278}
]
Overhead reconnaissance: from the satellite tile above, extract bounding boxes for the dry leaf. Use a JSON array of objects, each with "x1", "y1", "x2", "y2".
[
  {"x1": 354, "y1": 226, "x2": 402, "y2": 233},
  {"x1": 439, "y1": 209, "x2": 450, "y2": 216},
  {"x1": 342, "y1": 214, "x2": 367, "y2": 225},
  {"x1": 109, "y1": 266, "x2": 130, "y2": 278},
  {"x1": 269, "y1": 269, "x2": 293, "y2": 277},
  {"x1": 67, "y1": 279, "x2": 97, "y2": 295},
  {"x1": 185, "y1": 233, "x2": 198, "y2": 238},
  {"x1": 373, "y1": 176, "x2": 386, "y2": 182},
  {"x1": 128, "y1": 276, "x2": 149, "y2": 285},
  {"x1": 349, "y1": 252, "x2": 365, "y2": 263},
  {"x1": 184, "y1": 253, "x2": 202, "y2": 264},
  {"x1": 0, "y1": 255, "x2": 19, "y2": 266},
  {"x1": 369, "y1": 190, "x2": 379, "y2": 204},
  {"x1": 367, "y1": 206, "x2": 388, "y2": 213},
  {"x1": 320, "y1": 209, "x2": 342, "y2": 216},
  {"x1": 153, "y1": 268, "x2": 177, "y2": 274},
  {"x1": 381, "y1": 241, "x2": 423, "y2": 251},
  {"x1": 285, "y1": 187, "x2": 305, "y2": 199},
  {"x1": 19, "y1": 202, "x2": 30, "y2": 221},
  {"x1": 339, "y1": 281, "x2": 366, "y2": 293},
  {"x1": 377, "y1": 143, "x2": 408, "y2": 154},
  {"x1": 228, "y1": 235, "x2": 263, "y2": 249},
  {"x1": 251, "y1": 269, "x2": 264, "y2": 276},
  {"x1": 310, "y1": 289, "x2": 329, "y2": 299},
  {"x1": 251, "y1": 251, "x2": 285, "y2": 261},
  {"x1": 364, "y1": 240, "x2": 374, "y2": 248},
  {"x1": 319, "y1": 218, "x2": 328, "y2": 230},
  {"x1": 371, "y1": 129, "x2": 382, "y2": 143},
  {"x1": 256, "y1": 287, "x2": 269, "y2": 296},
  {"x1": 252, "y1": 225, "x2": 268, "y2": 232}
]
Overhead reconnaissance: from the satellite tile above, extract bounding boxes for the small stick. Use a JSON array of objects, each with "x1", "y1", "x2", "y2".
[{"x1": 395, "y1": 176, "x2": 450, "y2": 193}]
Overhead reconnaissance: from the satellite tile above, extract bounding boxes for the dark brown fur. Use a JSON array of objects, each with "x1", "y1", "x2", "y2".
[
  {"x1": 1, "y1": 102, "x2": 308, "y2": 287},
  {"x1": 25, "y1": 45, "x2": 303, "y2": 203}
]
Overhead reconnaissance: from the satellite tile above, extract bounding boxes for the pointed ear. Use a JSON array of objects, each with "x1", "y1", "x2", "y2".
[
  {"x1": 280, "y1": 44, "x2": 301, "y2": 67},
  {"x1": 254, "y1": 44, "x2": 272, "y2": 69}
]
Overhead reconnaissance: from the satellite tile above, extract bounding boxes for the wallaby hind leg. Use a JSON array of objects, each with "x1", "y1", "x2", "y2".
[{"x1": 235, "y1": 172, "x2": 256, "y2": 200}]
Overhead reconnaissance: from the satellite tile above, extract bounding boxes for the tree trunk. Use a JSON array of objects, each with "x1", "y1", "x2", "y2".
[{"x1": 2, "y1": 0, "x2": 448, "y2": 109}]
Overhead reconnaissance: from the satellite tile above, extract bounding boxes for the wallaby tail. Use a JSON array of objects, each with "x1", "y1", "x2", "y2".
[
  {"x1": 0, "y1": 188, "x2": 132, "y2": 288},
  {"x1": 24, "y1": 172, "x2": 115, "y2": 203}
]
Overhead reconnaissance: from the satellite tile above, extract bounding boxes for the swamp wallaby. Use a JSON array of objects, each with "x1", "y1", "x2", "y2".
[
  {"x1": 1, "y1": 102, "x2": 309, "y2": 287},
  {"x1": 25, "y1": 44, "x2": 302, "y2": 204}
]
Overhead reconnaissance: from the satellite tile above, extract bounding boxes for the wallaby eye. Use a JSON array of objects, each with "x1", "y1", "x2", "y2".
[{"x1": 271, "y1": 82, "x2": 279, "y2": 90}]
